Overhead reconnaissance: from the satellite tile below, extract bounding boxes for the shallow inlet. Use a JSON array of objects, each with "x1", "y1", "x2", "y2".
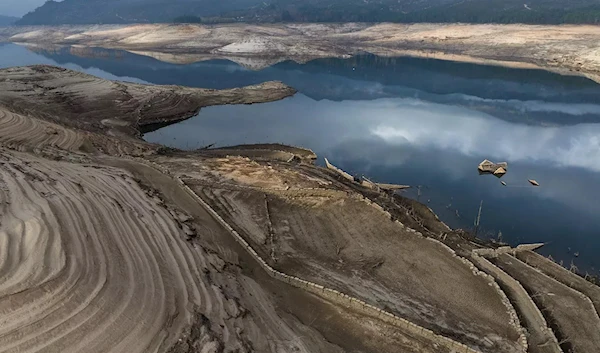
[{"x1": 2, "y1": 43, "x2": 600, "y2": 273}]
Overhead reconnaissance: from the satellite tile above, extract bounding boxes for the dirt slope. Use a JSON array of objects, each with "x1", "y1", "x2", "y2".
[
  {"x1": 153, "y1": 154, "x2": 523, "y2": 353},
  {"x1": 0, "y1": 65, "x2": 296, "y2": 140},
  {"x1": 517, "y1": 250, "x2": 600, "y2": 317},
  {"x1": 494, "y1": 254, "x2": 600, "y2": 353},
  {"x1": 1, "y1": 64, "x2": 598, "y2": 353}
]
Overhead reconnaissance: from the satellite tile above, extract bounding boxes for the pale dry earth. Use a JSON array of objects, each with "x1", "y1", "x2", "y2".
[
  {"x1": 152, "y1": 153, "x2": 523, "y2": 353},
  {"x1": 0, "y1": 65, "x2": 295, "y2": 142},
  {"x1": 0, "y1": 147, "x2": 366, "y2": 353},
  {"x1": 1, "y1": 23, "x2": 600, "y2": 82},
  {"x1": 0, "y1": 65, "x2": 599, "y2": 353},
  {"x1": 494, "y1": 254, "x2": 600, "y2": 353}
]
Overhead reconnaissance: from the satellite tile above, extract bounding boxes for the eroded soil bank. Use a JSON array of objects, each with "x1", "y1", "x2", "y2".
[
  {"x1": 0, "y1": 65, "x2": 598, "y2": 353},
  {"x1": 0, "y1": 65, "x2": 295, "y2": 150}
]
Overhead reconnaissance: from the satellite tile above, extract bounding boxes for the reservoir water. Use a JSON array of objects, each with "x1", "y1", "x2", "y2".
[{"x1": 1, "y1": 43, "x2": 599, "y2": 274}]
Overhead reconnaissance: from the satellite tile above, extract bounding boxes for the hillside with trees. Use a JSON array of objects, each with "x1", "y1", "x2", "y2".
[{"x1": 16, "y1": 0, "x2": 600, "y2": 25}]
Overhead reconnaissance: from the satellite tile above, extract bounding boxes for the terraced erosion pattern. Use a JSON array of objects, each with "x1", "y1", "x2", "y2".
[{"x1": 0, "y1": 65, "x2": 599, "y2": 353}]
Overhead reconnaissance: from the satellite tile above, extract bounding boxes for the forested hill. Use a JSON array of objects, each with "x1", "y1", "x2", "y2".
[
  {"x1": 0, "y1": 15, "x2": 19, "y2": 26},
  {"x1": 16, "y1": 0, "x2": 600, "y2": 25}
]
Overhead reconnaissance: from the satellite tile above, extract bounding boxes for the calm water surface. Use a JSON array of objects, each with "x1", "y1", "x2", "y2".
[{"x1": 1, "y1": 43, "x2": 599, "y2": 273}]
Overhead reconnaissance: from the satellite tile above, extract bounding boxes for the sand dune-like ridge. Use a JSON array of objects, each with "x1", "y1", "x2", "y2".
[
  {"x1": 0, "y1": 105, "x2": 164, "y2": 157},
  {"x1": 0, "y1": 149, "x2": 340, "y2": 353},
  {"x1": 0, "y1": 108, "x2": 83, "y2": 152},
  {"x1": 0, "y1": 151, "x2": 193, "y2": 352}
]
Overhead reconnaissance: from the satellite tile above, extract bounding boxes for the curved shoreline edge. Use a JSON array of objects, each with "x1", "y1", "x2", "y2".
[{"x1": 2, "y1": 23, "x2": 599, "y2": 84}]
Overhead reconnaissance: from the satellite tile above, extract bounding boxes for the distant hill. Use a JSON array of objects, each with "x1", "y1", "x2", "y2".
[
  {"x1": 16, "y1": 0, "x2": 600, "y2": 25},
  {"x1": 0, "y1": 15, "x2": 19, "y2": 26},
  {"x1": 17, "y1": 0, "x2": 264, "y2": 25}
]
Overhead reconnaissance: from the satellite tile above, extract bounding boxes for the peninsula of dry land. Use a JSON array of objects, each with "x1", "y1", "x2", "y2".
[{"x1": 0, "y1": 65, "x2": 598, "y2": 353}]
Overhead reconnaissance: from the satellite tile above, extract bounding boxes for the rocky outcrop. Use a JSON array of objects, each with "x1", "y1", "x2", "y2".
[
  {"x1": 478, "y1": 159, "x2": 508, "y2": 177},
  {"x1": 324, "y1": 157, "x2": 354, "y2": 181}
]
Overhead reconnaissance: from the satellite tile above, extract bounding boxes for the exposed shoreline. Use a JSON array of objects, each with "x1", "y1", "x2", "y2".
[
  {"x1": 0, "y1": 64, "x2": 599, "y2": 353},
  {"x1": 2, "y1": 23, "x2": 600, "y2": 84},
  {"x1": 0, "y1": 65, "x2": 296, "y2": 145},
  {"x1": 369, "y1": 49, "x2": 600, "y2": 84}
]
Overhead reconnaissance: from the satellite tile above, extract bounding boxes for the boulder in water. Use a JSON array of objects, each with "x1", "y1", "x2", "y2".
[
  {"x1": 478, "y1": 159, "x2": 508, "y2": 178},
  {"x1": 493, "y1": 167, "x2": 507, "y2": 177}
]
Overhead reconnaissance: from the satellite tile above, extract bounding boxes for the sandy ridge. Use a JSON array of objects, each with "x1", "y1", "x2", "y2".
[
  {"x1": 0, "y1": 108, "x2": 83, "y2": 152},
  {"x1": 0, "y1": 148, "x2": 339, "y2": 353}
]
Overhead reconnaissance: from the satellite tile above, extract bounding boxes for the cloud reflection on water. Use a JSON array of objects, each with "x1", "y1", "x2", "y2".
[
  {"x1": 146, "y1": 93, "x2": 600, "y2": 173},
  {"x1": 366, "y1": 98, "x2": 600, "y2": 172}
]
